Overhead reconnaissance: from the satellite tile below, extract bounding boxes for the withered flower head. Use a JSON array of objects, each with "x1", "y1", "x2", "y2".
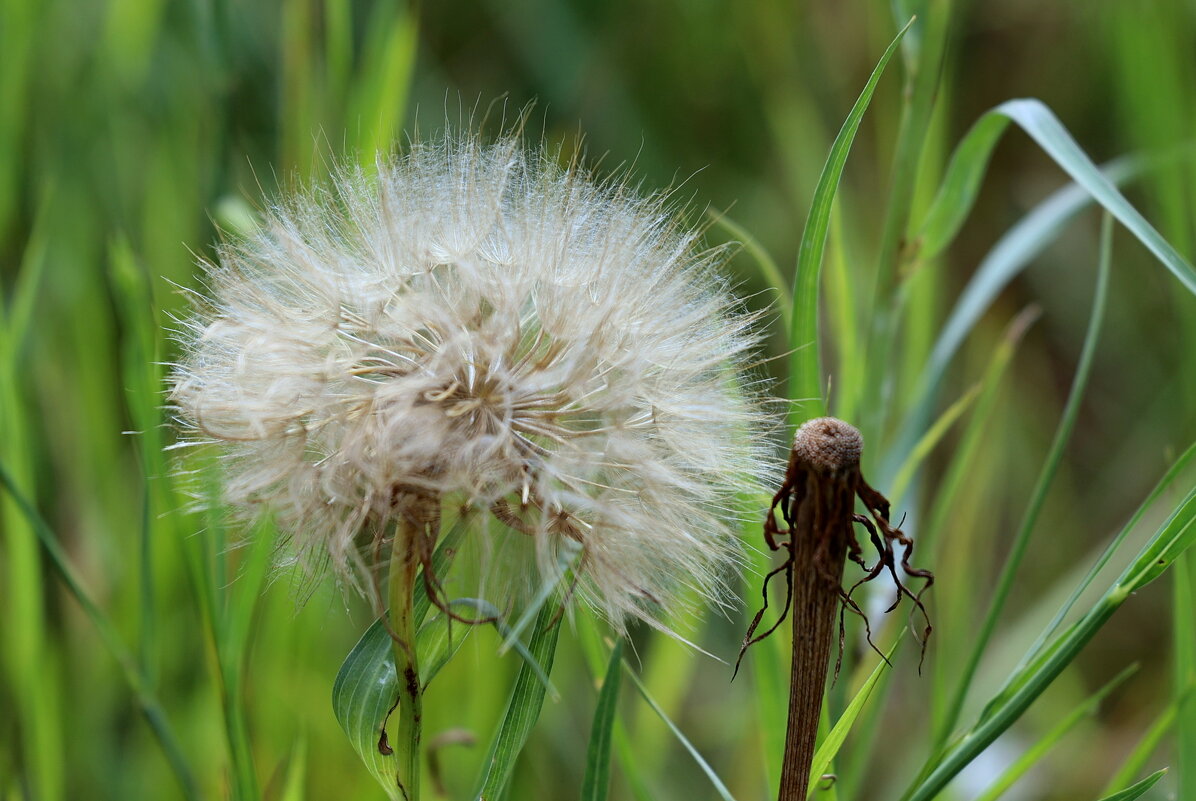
[{"x1": 168, "y1": 133, "x2": 768, "y2": 630}]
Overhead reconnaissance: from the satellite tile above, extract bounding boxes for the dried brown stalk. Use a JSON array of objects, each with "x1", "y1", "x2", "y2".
[{"x1": 735, "y1": 417, "x2": 933, "y2": 801}]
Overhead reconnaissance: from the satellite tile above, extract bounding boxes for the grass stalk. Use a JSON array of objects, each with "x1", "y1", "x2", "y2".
[
  {"x1": 863, "y1": 3, "x2": 953, "y2": 436},
  {"x1": 935, "y1": 213, "x2": 1112, "y2": 745}
]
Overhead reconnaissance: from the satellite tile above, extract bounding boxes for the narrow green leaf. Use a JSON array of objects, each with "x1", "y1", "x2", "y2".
[
  {"x1": 0, "y1": 462, "x2": 200, "y2": 801},
  {"x1": 475, "y1": 599, "x2": 564, "y2": 801},
  {"x1": 887, "y1": 381, "x2": 980, "y2": 506},
  {"x1": 581, "y1": 638, "x2": 624, "y2": 801},
  {"x1": 914, "y1": 113, "x2": 1011, "y2": 262},
  {"x1": 1096, "y1": 769, "x2": 1167, "y2": 801},
  {"x1": 624, "y1": 665, "x2": 737, "y2": 801},
  {"x1": 500, "y1": 537, "x2": 581, "y2": 655},
  {"x1": 788, "y1": 17, "x2": 914, "y2": 423},
  {"x1": 885, "y1": 149, "x2": 1178, "y2": 482},
  {"x1": 913, "y1": 99, "x2": 1196, "y2": 292},
  {"x1": 902, "y1": 468, "x2": 1196, "y2": 801},
  {"x1": 1174, "y1": 551, "x2": 1196, "y2": 798},
  {"x1": 972, "y1": 665, "x2": 1137, "y2": 801},
  {"x1": 351, "y1": 2, "x2": 418, "y2": 168},
  {"x1": 1014, "y1": 440, "x2": 1196, "y2": 676},
  {"x1": 1100, "y1": 691, "x2": 1185, "y2": 795},
  {"x1": 806, "y1": 640, "x2": 897, "y2": 798},
  {"x1": 936, "y1": 213, "x2": 1112, "y2": 744}
]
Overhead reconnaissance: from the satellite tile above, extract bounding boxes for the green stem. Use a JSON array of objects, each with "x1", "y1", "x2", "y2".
[
  {"x1": 863, "y1": 3, "x2": 953, "y2": 438},
  {"x1": 389, "y1": 519, "x2": 423, "y2": 801},
  {"x1": 934, "y1": 213, "x2": 1111, "y2": 745}
]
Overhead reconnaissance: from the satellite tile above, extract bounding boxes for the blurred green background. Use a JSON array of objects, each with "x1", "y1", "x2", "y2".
[{"x1": 2, "y1": 1, "x2": 1196, "y2": 799}]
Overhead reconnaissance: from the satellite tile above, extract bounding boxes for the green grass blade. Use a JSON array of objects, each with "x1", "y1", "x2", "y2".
[
  {"x1": 972, "y1": 665, "x2": 1137, "y2": 801},
  {"x1": 806, "y1": 640, "x2": 897, "y2": 798},
  {"x1": 912, "y1": 98, "x2": 1196, "y2": 291},
  {"x1": 887, "y1": 380, "x2": 979, "y2": 506},
  {"x1": 424, "y1": 598, "x2": 556, "y2": 694},
  {"x1": 1096, "y1": 769, "x2": 1167, "y2": 801},
  {"x1": 474, "y1": 599, "x2": 564, "y2": 801},
  {"x1": 0, "y1": 462, "x2": 200, "y2": 801},
  {"x1": 581, "y1": 638, "x2": 624, "y2": 801},
  {"x1": 919, "y1": 306, "x2": 1038, "y2": 556},
  {"x1": 1100, "y1": 693, "x2": 1184, "y2": 796},
  {"x1": 279, "y1": 737, "x2": 308, "y2": 801},
  {"x1": 499, "y1": 538, "x2": 581, "y2": 654},
  {"x1": 884, "y1": 156, "x2": 1142, "y2": 481},
  {"x1": 1013, "y1": 440, "x2": 1196, "y2": 676},
  {"x1": 350, "y1": 2, "x2": 418, "y2": 167},
  {"x1": 995, "y1": 99, "x2": 1196, "y2": 292},
  {"x1": 1176, "y1": 551, "x2": 1196, "y2": 799},
  {"x1": 902, "y1": 477, "x2": 1196, "y2": 801},
  {"x1": 788, "y1": 16, "x2": 913, "y2": 424},
  {"x1": 936, "y1": 213, "x2": 1112, "y2": 744},
  {"x1": 913, "y1": 112, "x2": 1012, "y2": 262},
  {"x1": 624, "y1": 664, "x2": 737, "y2": 801}
]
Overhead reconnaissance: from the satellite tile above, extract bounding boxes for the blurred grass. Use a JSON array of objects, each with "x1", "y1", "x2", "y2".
[{"x1": 3, "y1": 1, "x2": 1196, "y2": 800}]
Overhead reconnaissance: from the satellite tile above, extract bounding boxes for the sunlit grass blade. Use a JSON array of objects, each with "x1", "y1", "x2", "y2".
[
  {"x1": 194, "y1": 465, "x2": 260, "y2": 801},
  {"x1": 624, "y1": 664, "x2": 737, "y2": 801},
  {"x1": 474, "y1": 599, "x2": 564, "y2": 801},
  {"x1": 972, "y1": 664, "x2": 1136, "y2": 801},
  {"x1": 1096, "y1": 769, "x2": 1167, "y2": 801},
  {"x1": 919, "y1": 306, "x2": 1038, "y2": 555},
  {"x1": 935, "y1": 213, "x2": 1112, "y2": 745},
  {"x1": 910, "y1": 97, "x2": 1196, "y2": 292},
  {"x1": 806, "y1": 640, "x2": 897, "y2": 798},
  {"x1": 427, "y1": 598, "x2": 555, "y2": 693},
  {"x1": 576, "y1": 616, "x2": 655, "y2": 801},
  {"x1": 108, "y1": 236, "x2": 164, "y2": 682},
  {"x1": 824, "y1": 204, "x2": 862, "y2": 422},
  {"x1": 581, "y1": 638, "x2": 624, "y2": 801},
  {"x1": 0, "y1": 462, "x2": 200, "y2": 801},
  {"x1": 350, "y1": 2, "x2": 418, "y2": 168},
  {"x1": 901, "y1": 475, "x2": 1196, "y2": 801},
  {"x1": 788, "y1": 16, "x2": 913, "y2": 424}
]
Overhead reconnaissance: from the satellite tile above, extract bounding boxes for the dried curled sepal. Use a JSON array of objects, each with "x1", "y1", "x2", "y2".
[{"x1": 733, "y1": 417, "x2": 933, "y2": 680}]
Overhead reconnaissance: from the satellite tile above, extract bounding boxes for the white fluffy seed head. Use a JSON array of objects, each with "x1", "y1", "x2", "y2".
[{"x1": 168, "y1": 133, "x2": 770, "y2": 630}]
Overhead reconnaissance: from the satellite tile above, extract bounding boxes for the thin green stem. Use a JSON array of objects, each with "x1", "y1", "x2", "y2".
[
  {"x1": 934, "y1": 213, "x2": 1112, "y2": 745},
  {"x1": 389, "y1": 518, "x2": 423, "y2": 801},
  {"x1": 863, "y1": 3, "x2": 954, "y2": 438}
]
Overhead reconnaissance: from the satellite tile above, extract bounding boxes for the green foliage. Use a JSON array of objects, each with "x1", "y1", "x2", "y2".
[{"x1": 5, "y1": 3, "x2": 1196, "y2": 800}]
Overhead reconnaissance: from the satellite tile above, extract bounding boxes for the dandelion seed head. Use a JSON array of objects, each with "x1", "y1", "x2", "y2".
[
  {"x1": 169, "y1": 132, "x2": 769, "y2": 630},
  {"x1": 792, "y1": 417, "x2": 862, "y2": 473}
]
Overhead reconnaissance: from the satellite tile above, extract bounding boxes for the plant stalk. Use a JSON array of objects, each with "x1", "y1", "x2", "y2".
[
  {"x1": 389, "y1": 515, "x2": 424, "y2": 801},
  {"x1": 778, "y1": 457, "x2": 856, "y2": 800},
  {"x1": 768, "y1": 420, "x2": 866, "y2": 800}
]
